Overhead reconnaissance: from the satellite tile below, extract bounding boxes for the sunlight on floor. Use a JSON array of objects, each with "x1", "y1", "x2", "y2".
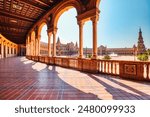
[
  {"x1": 21, "y1": 57, "x2": 34, "y2": 64},
  {"x1": 32, "y1": 62, "x2": 47, "y2": 71},
  {"x1": 16, "y1": 57, "x2": 150, "y2": 100},
  {"x1": 57, "y1": 70, "x2": 108, "y2": 98},
  {"x1": 20, "y1": 57, "x2": 27, "y2": 62}
]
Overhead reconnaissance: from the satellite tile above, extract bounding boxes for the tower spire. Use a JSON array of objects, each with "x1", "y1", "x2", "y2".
[
  {"x1": 139, "y1": 27, "x2": 141, "y2": 32},
  {"x1": 137, "y1": 28, "x2": 146, "y2": 54},
  {"x1": 57, "y1": 37, "x2": 61, "y2": 44},
  {"x1": 75, "y1": 41, "x2": 78, "y2": 48}
]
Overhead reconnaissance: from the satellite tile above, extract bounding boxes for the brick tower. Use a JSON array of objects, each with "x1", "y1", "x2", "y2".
[{"x1": 137, "y1": 28, "x2": 146, "y2": 54}]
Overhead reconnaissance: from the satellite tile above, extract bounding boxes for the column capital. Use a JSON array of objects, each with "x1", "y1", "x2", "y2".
[
  {"x1": 53, "y1": 28, "x2": 58, "y2": 35},
  {"x1": 37, "y1": 35, "x2": 41, "y2": 40},
  {"x1": 77, "y1": 20, "x2": 85, "y2": 26},
  {"x1": 0, "y1": 36, "x2": 3, "y2": 41},
  {"x1": 47, "y1": 31, "x2": 53, "y2": 37},
  {"x1": 91, "y1": 15, "x2": 99, "y2": 22},
  {"x1": 47, "y1": 27, "x2": 57, "y2": 34}
]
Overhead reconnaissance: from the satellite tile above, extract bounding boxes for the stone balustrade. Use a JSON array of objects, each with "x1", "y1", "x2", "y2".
[{"x1": 26, "y1": 56, "x2": 150, "y2": 81}]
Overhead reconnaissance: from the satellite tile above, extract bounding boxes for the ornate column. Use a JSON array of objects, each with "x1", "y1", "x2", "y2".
[
  {"x1": 34, "y1": 27, "x2": 39, "y2": 56},
  {"x1": 5, "y1": 43, "x2": 8, "y2": 57},
  {"x1": 48, "y1": 32, "x2": 52, "y2": 57},
  {"x1": 27, "y1": 37, "x2": 30, "y2": 56},
  {"x1": 34, "y1": 37, "x2": 37, "y2": 56},
  {"x1": 78, "y1": 21, "x2": 84, "y2": 58},
  {"x1": 1, "y1": 39, "x2": 4, "y2": 58},
  {"x1": 26, "y1": 40, "x2": 28, "y2": 55},
  {"x1": 37, "y1": 35, "x2": 41, "y2": 56},
  {"x1": 9, "y1": 44, "x2": 11, "y2": 55},
  {"x1": 31, "y1": 35, "x2": 33, "y2": 56},
  {"x1": 91, "y1": 16, "x2": 99, "y2": 59},
  {"x1": 30, "y1": 41, "x2": 32, "y2": 55},
  {"x1": 28, "y1": 34, "x2": 32, "y2": 56},
  {"x1": 16, "y1": 46, "x2": 18, "y2": 55},
  {"x1": 13, "y1": 45, "x2": 15, "y2": 55},
  {"x1": 34, "y1": 38, "x2": 37, "y2": 56},
  {"x1": 52, "y1": 28, "x2": 57, "y2": 57},
  {"x1": 33, "y1": 40, "x2": 35, "y2": 56},
  {"x1": 28, "y1": 44, "x2": 30, "y2": 55}
]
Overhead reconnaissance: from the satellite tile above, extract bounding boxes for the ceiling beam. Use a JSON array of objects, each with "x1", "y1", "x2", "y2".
[
  {"x1": 4, "y1": 38, "x2": 26, "y2": 44},
  {"x1": 16, "y1": 0, "x2": 47, "y2": 11},
  {"x1": 0, "y1": 10, "x2": 36, "y2": 22},
  {"x1": 0, "y1": 27, "x2": 27, "y2": 32},
  {"x1": 3, "y1": 0, "x2": 6, "y2": 9},
  {"x1": 1, "y1": 32, "x2": 26, "y2": 36},
  {"x1": 0, "y1": 23, "x2": 30, "y2": 30},
  {"x1": 34, "y1": 0, "x2": 51, "y2": 7}
]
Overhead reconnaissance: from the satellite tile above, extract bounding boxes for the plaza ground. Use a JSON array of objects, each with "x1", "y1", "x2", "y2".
[{"x1": 99, "y1": 55, "x2": 150, "y2": 61}]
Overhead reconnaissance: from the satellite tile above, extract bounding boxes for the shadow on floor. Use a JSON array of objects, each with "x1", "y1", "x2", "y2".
[
  {"x1": 88, "y1": 74, "x2": 150, "y2": 100},
  {"x1": 0, "y1": 57, "x2": 100, "y2": 100}
]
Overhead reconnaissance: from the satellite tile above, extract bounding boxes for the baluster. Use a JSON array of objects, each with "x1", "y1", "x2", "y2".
[
  {"x1": 147, "y1": 64, "x2": 149, "y2": 80},
  {"x1": 100, "y1": 61, "x2": 102, "y2": 72},
  {"x1": 111, "y1": 62, "x2": 113, "y2": 74},
  {"x1": 143, "y1": 64, "x2": 147, "y2": 79},
  {"x1": 99, "y1": 61, "x2": 101, "y2": 72},
  {"x1": 107, "y1": 62, "x2": 109, "y2": 73},
  {"x1": 114, "y1": 62, "x2": 117, "y2": 75},
  {"x1": 117, "y1": 63, "x2": 119, "y2": 75},
  {"x1": 105, "y1": 62, "x2": 107, "y2": 73},
  {"x1": 104, "y1": 61, "x2": 106, "y2": 73}
]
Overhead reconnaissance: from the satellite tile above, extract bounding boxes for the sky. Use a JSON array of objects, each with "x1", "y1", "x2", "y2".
[{"x1": 41, "y1": 0, "x2": 150, "y2": 48}]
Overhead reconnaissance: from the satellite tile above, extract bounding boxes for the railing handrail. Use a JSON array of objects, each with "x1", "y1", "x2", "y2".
[
  {"x1": 28, "y1": 55, "x2": 150, "y2": 63},
  {"x1": 26, "y1": 55, "x2": 150, "y2": 81}
]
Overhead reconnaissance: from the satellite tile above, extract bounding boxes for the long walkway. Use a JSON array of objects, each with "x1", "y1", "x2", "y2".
[{"x1": 0, "y1": 57, "x2": 150, "y2": 100}]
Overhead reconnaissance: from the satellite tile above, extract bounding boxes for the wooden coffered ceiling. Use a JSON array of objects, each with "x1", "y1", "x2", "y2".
[{"x1": 0, "y1": 0, "x2": 61, "y2": 44}]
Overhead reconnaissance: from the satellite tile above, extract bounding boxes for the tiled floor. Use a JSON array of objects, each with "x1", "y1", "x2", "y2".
[{"x1": 0, "y1": 57, "x2": 150, "y2": 100}]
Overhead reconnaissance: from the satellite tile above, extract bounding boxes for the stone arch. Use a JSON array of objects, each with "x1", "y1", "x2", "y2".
[
  {"x1": 26, "y1": 0, "x2": 101, "y2": 58},
  {"x1": 31, "y1": 31, "x2": 35, "y2": 41},
  {"x1": 52, "y1": 0, "x2": 82, "y2": 28},
  {"x1": 27, "y1": 36, "x2": 30, "y2": 43},
  {"x1": 38, "y1": 20, "x2": 48, "y2": 35},
  {"x1": 26, "y1": 36, "x2": 30, "y2": 56},
  {"x1": 96, "y1": 0, "x2": 100, "y2": 8},
  {"x1": 30, "y1": 31, "x2": 36, "y2": 55}
]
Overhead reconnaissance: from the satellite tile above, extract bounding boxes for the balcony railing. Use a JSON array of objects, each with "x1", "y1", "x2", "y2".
[{"x1": 26, "y1": 56, "x2": 150, "y2": 81}]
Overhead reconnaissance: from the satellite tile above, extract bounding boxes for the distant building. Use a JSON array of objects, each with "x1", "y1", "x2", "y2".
[
  {"x1": 137, "y1": 28, "x2": 146, "y2": 54},
  {"x1": 98, "y1": 45, "x2": 136, "y2": 55},
  {"x1": 40, "y1": 37, "x2": 78, "y2": 56},
  {"x1": 98, "y1": 28, "x2": 146, "y2": 56},
  {"x1": 40, "y1": 29, "x2": 146, "y2": 56},
  {"x1": 56, "y1": 37, "x2": 78, "y2": 56},
  {"x1": 40, "y1": 42, "x2": 48, "y2": 56}
]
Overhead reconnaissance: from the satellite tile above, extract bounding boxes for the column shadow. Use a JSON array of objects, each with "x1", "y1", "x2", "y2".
[
  {"x1": 88, "y1": 74, "x2": 150, "y2": 100},
  {"x1": 103, "y1": 75, "x2": 150, "y2": 97},
  {"x1": 0, "y1": 57, "x2": 100, "y2": 100}
]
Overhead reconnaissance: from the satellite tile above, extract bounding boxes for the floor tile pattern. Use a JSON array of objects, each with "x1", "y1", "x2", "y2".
[{"x1": 0, "y1": 57, "x2": 150, "y2": 100}]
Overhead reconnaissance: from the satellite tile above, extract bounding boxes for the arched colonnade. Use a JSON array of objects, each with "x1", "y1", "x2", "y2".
[{"x1": 26, "y1": 0, "x2": 100, "y2": 59}]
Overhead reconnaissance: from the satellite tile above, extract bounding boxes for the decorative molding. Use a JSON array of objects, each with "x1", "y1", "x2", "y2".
[{"x1": 124, "y1": 64, "x2": 137, "y2": 75}]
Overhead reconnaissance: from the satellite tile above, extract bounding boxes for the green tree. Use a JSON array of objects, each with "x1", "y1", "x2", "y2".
[
  {"x1": 87, "y1": 54, "x2": 92, "y2": 58},
  {"x1": 147, "y1": 49, "x2": 150, "y2": 55},
  {"x1": 103, "y1": 55, "x2": 111, "y2": 60},
  {"x1": 137, "y1": 54, "x2": 149, "y2": 61}
]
